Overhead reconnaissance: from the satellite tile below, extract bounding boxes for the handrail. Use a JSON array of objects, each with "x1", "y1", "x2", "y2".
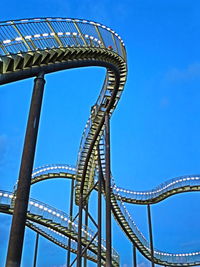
[
  {"x1": 0, "y1": 17, "x2": 125, "y2": 59},
  {"x1": 29, "y1": 165, "x2": 200, "y2": 266},
  {"x1": 31, "y1": 164, "x2": 200, "y2": 204},
  {"x1": 0, "y1": 190, "x2": 119, "y2": 265}
]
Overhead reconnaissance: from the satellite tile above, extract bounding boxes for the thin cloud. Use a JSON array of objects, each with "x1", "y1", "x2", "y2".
[
  {"x1": 181, "y1": 240, "x2": 200, "y2": 249},
  {"x1": 0, "y1": 135, "x2": 8, "y2": 167},
  {"x1": 165, "y1": 63, "x2": 200, "y2": 82},
  {"x1": 137, "y1": 262, "x2": 150, "y2": 267},
  {"x1": 52, "y1": 265, "x2": 66, "y2": 267}
]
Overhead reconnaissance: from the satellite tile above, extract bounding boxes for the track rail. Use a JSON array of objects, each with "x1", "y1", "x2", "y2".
[
  {"x1": 26, "y1": 221, "x2": 98, "y2": 263},
  {"x1": 0, "y1": 190, "x2": 119, "y2": 266},
  {"x1": 29, "y1": 165, "x2": 200, "y2": 266},
  {"x1": 31, "y1": 164, "x2": 200, "y2": 205}
]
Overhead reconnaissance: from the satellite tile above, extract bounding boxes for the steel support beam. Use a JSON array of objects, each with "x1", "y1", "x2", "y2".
[
  {"x1": 132, "y1": 244, "x2": 137, "y2": 267},
  {"x1": 33, "y1": 233, "x2": 39, "y2": 267},
  {"x1": 77, "y1": 195, "x2": 83, "y2": 267},
  {"x1": 83, "y1": 204, "x2": 88, "y2": 267},
  {"x1": 105, "y1": 112, "x2": 112, "y2": 267},
  {"x1": 83, "y1": 207, "x2": 98, "y2": 229},
  {"x1": 70, "y1": 232, "x2": 98, "y2": 267},
  {"x1": 82, "y1": 181, "x2": 98, "y2": 204},
  {"x1": 67, "y1": 179, "x2": 75, "y2": 267},
  {"x1": 6, "y1": 73, "x2": 45, "y2": 267},
  {"x1": 72, "y1": 211, "x2": 79, "y2": 223},
  {"x1": 147, "y1": 204, "x2": 155, "y2": 267},
  {"x1": 97, "y1": 147, "x2": 103, "y2": 267},
  {"x1": 76, "y1": 182, "x2": 98, "y2": 267}
]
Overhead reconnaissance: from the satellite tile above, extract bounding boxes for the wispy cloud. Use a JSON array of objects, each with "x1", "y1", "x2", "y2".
[
  {"x1": 181, "y1": 240, "x2": 200, "y2": 249},
  {"x1": 0, "y1": 215, "x2": 11, "y2": 240},
  {"x1": 122, "y1": 262, "x2": 150, "y2": 267},
  {"x1": 0, "y1": 135, "x2": 8, "y2": 167},
  {"x1": 165, "y1": 63, "x2": 200, "y2": 82},
  {"x1": 51, "y1": 264, "x2": 66, "y2": 267},
  {"x1": 137, "y1": 262, "x2": 150, "y2": 267}
]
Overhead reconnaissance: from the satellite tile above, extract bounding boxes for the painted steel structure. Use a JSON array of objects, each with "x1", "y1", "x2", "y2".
[{"x1": 0, "y1": 17, "x2": 199, "y2": 267}]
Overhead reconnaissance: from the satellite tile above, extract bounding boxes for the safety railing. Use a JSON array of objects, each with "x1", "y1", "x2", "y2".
[
  {"x1": 0, "y1": 17, "x2": 126, "y2": 59},
  {"x1": 32, "y1": 164, "x2": 76, "y2": 178},
  {"x1": 0, "y1": 190, "x2": 119, "y2": 264},
  {"x1": 113, "y1": 175, "x2": 200, "y2": 202},
  {"x1": 76, "y1": 74, "x2": 109, "y2": 166},
  {"x1": 112, "y1": 181, "x2": 200, "y2": 265},
  {"x1": 31, "y1": 164, "x2": 200, "y2": 204},
  {"x1": 28, "y1": 221, "x2": 97, "y2": 261}
]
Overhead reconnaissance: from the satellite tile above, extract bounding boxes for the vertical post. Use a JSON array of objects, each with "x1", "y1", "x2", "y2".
[
  {"x1": 77, "y1": 195, "x2": 83, "y2": 267},
  {"x1": 147, "y1": 204, "x2": 155, "y2": 267},
  {"x1": 67, "y1": 179, "x2": 75, "y2": 267},
  {"x1": 95, "y1": 26, "x2": 106, "y2": 48},
  {"x1": 83, "y1": 203, "x2": 88, "y2": 267},
  {"x1": 33, "y1": 233, "x2": 39, "y2": 267},
  {"x1": 105, "y1": 112, "x2": 112, "y2": 267},
  {"x1": 97, "y1": 148, "x2": 102, "y2": 267},
  {"x1": 132, "y1": 244, "x2": 137, "y2": 267},
  {"x1": 6, "y1": 73, "x2": 45, "y2": 267}
]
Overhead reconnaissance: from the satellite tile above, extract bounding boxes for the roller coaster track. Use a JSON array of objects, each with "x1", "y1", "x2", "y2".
[
  {"x1": 0, "y1": 190, "x2": 119, "y2": 266},
  {"x1": 0, "y1": 17, "x2": 199, "y2": 266},
  {"x1": 30, "y1": 164, "x2": 200, "y2": 266},
  {"x1": 31, "y1": 164, "x2": 200, "y2": 205}
]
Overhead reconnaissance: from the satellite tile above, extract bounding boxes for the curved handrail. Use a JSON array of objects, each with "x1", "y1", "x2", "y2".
[
  {"x1": 0, "y1": 17, "x2": 125, "y2": 58},
  {"x1": 112, "y1": 175, "x2": 200, "y2": 204},
  {"x1": 26, "y1": 221, "x2": 99, "y2": 263},
  {"x1": 0, "y1": 17, "x2": 127, "y2": 207},
  {"x1": 0, "y1": 190, "x2": 119, "y2": 266},
  {"x1": 29, "y1": 165, "x2": 200, "y2": 266},
  {"x1": 31, "y1": 164, "x2": 200, "y2": 204},
  {"x1": 1, "y1": 186, "x2": 200, "y2": 266}
]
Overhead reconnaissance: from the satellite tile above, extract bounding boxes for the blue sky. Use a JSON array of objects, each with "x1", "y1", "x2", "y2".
[{"x1": 1, "y1": 0, "x2": 200, "y2": 266}]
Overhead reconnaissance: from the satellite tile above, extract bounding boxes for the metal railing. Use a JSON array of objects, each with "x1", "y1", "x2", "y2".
[
  {"x1": 28, "y1": 165, "x2": 200, "y2": 265},
  {"x1": 31, "y1": 164, "x2": 200, "y2": 204},
  {"x1": 112, "y1": 174, "x2": 200, "y2": 203},
  {"x1": 112, "y1": 182, "x2": 200, "y2": 265},
  {"x1": 27, "y1": 221, "x2": 100, "y2": 263},
  {"x1": 0, "y1": 190, "x2": 119, "y2": 264},
  {"x1": 0, "y1": 17, "x2": 126, "y2": 59}
]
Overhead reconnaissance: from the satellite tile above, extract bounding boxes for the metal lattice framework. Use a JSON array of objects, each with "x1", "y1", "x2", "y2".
[
  {"x1": 0, "y1": 17, "x2": 199, "y2": 267},
  {"x1": 0, "y1": 190, "x2": 119, "y2": 266}
]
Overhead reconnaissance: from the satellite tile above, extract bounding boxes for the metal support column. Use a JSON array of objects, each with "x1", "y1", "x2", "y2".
[
  {"x1": 6, "y1": 73, "x2": 45, "y2": 267},
  {"x1": 70, "y1": 232, "x2": 98, "y2": 267},
  {"x1": 97, "y1": 148, "x2": 102, "y2": 267},
  {"x1": 33, "y1": 233, "x2": 39, "y2": 267},
  {"x1": 132, "y1": 244, "x2": 137, "y2": 267},
  {"x1": 77, "y1": 195, "x2": 83, "y2": 267},
  {"x1": 105, "y1": 112, "x2": 112, "y2": 267},
  {"x1": 83, "y1": 203, "x2": 88, "y2": 267},
  {"x1": 67, "y1": 179, "x2": 75, "y2": 267},
  {"x1": 147, "y1": 204, "x2": 155, "y2": 267}
]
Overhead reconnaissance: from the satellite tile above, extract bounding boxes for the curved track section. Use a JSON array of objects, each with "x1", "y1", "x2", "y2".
[
  {"x1": 0, "y1": 17, "x2": 127, "y2": 206},
  {"x1": 31, "y1": 164, "x2": 200, "y2": 205},
  {"x1": 0, "y1": 190, "x2": 119, "y2": 266},
  {"x1": 26, "y1": 221, "x2": 99, "y2": 263},
  {"x1": 30, "y1": 165, "x2": 200, "y2": 266},
  {"x1": 113, "y1": 175, "x2": 200, "y2": 204},
  {"x1": 0, "y1": 17, "x2": 126, "y2": 83}
]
